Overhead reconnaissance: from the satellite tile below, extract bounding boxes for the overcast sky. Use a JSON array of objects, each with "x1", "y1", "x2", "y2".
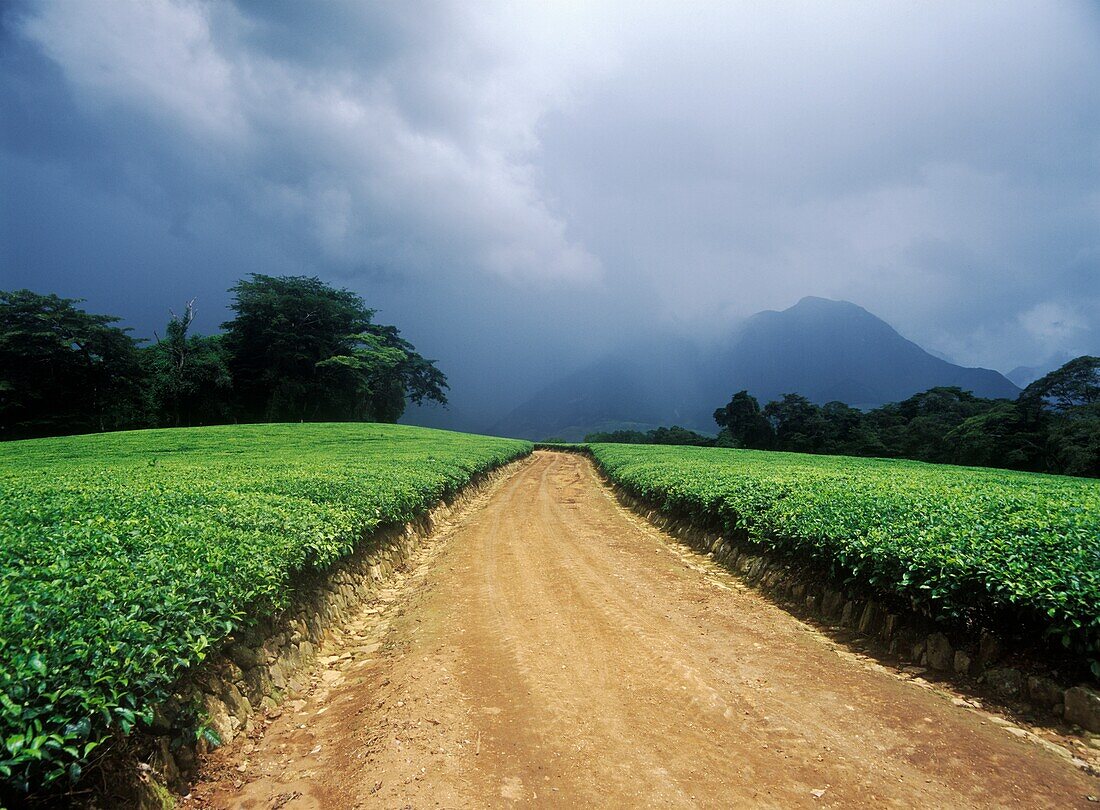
[{"x1": 3, "y1": 1, "x2": 1099, "y2": 418}]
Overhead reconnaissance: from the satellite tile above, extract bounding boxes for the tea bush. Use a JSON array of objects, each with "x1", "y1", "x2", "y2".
[{"x1": 0, "y1": 424, "x2": 530, "y2": 792}]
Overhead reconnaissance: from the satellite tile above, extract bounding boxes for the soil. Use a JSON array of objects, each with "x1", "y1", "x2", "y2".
[{"x1": 188, "y1": 451, "x2": 1100, "y2": 808}]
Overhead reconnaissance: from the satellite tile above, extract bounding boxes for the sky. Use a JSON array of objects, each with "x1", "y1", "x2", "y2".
[{"x1": 3, "y1": 0, "x2": 1100, "y2": 423}]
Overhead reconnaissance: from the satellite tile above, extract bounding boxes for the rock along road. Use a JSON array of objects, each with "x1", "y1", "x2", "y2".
[{"x1": 192, "y1": 451, "x2": 1099, "y2": 808}]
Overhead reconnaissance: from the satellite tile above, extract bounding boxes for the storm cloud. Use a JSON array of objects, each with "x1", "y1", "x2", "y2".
[{"x1": 3, "y1": 1, "x2": 1099, "y2": 424}]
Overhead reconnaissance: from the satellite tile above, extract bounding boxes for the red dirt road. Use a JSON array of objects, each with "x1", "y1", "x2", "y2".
[{"x1": 192, "y1": 451, "x2": 1099, "y2": 808}]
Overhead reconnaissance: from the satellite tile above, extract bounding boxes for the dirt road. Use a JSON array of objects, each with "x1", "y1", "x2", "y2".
[{"x1": 192, "y1": 451, "x2": 1099, "y2": 808}]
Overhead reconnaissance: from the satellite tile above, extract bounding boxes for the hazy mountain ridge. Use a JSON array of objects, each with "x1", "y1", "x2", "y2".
[
  {"x1": 491, "y1": 337, "x2": 711, "y2": 440},
  {"x1": 493, "y1": 297, "x2": 1020, "y2": 441},
  {"x1": 1006, "y1": 353, "x2": 1072, "y2": 388},
  {"x1": 698, "y1": 297, "x2": 1018, "y2": 409}
]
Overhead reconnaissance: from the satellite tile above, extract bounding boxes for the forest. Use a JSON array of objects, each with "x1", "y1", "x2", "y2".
[{"x1": 0, "y1": 275, "x2": 448, "y2": 440}]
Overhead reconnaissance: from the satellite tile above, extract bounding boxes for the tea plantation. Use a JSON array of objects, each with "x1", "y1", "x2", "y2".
[
  {"x1": 0, "y1": 424, "x2": 530, "y2": 791},
  {"x1": 589, "y1": 444, "x2": 1100, "y2": 675}
]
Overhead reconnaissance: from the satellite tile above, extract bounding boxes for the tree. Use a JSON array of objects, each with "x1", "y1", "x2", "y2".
[
  {"x1": 359, "y1": 323, "x2": 449, "y2": 421},
  {"x1": 314, "y1": 333, "x2": 407, "y2": 421},
  {"x1": 864, "y1": 387, "x2": 1000, "y2": 462},
  {"x1": 1045, "y1": 404, "x2": 1100, "y2": 477},
  {"x1": 818, "y1": 401, "x2": 879, "y2": 455},
  {"x1": 221, "y1": 274, "x2": 447, "y2": 422},
  {"x1": 0, "y1": 290, "x2": 145, "y2": 438},
  {"x1": 945, "y1": 402, "x2": 1042, "y2": 470},
  {"x1": 763, "y1": 393, "x2": 823, "y2": 452},
  {"x1": 713, "y1": 390, "x2": 774, "y2": 449},
  {"x1": 1021, "y1": 356, "x2": 1100, "y2": 411},
  {"x1": 1019, "y1": 357, "x2": 1100, "y2": 475},
  {"x1": 705, "y1": 368, "x2": 1100, "y2": 477},
  {"x1": 144, "y1": 301, "x2": 232, "y2": 427}
]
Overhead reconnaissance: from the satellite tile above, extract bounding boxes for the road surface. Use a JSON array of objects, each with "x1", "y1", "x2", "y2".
[{"x1": 192, "y1": 451, "x2": 1099, "y2": 808}]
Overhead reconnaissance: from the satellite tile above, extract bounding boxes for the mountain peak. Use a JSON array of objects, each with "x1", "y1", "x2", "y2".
[
  {"x1": 794, "y1": 295, "x2": 842, "y2": 307},
  {"x1": 788, "y1": 296, "x2": 871, "y2": 316}
]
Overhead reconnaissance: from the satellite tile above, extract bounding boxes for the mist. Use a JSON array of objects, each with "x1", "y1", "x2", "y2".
[{"x1": 3, "y1": 0, "x2": 1100, "y2": 430}]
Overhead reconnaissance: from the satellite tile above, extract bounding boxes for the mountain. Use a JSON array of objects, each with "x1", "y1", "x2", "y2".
[
  {"x1": 699, "y1": 297, "x2": 1020, "y2": 410},
  {"x1": 492, "y1": 336, "x2": 711, "y2": 441},
  {"x1": 493, "y1": 297, "x2": 1020, "y2": 440},
  {"x1": 1006, "y1": 354, "x2": 1071, "y2": 388},
  {"x1": 1007, "y1": 366, "x2": 1044, "y2": 388}
]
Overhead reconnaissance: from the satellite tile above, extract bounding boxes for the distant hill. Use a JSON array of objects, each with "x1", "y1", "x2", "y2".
[
  {"x1": 493, "y1": 337, "x2": 710, "y2": 441},
  {"x1": 699, "y1": 297, "x2": 1020, "y2": 409},
  {"x1": 1007, "y1": 366, "x2": 1044, "y2": 388},
  {"x1": 493, "y1": 297, "x2": 1020, "y2": 440},
  {"x1": 1006, "y1": 354, "x2": 1071, "y2": 388}
]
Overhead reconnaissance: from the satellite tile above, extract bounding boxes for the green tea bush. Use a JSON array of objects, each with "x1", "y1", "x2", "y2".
[
  {"x1": 588, "y1": 444, "x2": 1100, "y2": 675},
  {"x1": 0, "y1": 424, "x2": 530, "y2": 792}
]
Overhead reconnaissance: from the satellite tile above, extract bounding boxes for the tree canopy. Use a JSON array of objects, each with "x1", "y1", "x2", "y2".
[
  {"x1": 713, "y1": 390, "x2": 773, "y2": 449},
  {"x1": 1021, "y1": 355, "x2": 1100, "y2": 411},
  {"x1": 0, "y1": 276, "x2": 447, "y2": 438},
  {"x1": 0, "y1": 290, "x2": 145, "y2": 438},
  {"x1": 223, "y1": 274, "x2": 447, "y2": 423},
  {"x1": 144, "y1": 300, "x2": 232, "y2": 428}
]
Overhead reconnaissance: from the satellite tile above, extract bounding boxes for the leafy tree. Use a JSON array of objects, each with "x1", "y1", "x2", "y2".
[
  {"x1": 713, "y1": 390, "x2": 774, "y2": 449},
  {"x1": 359, "y1": 322, "x2": 449, "y2": 421},
  {"x1": 865, "y1": 387, "x2": 999, "y2": 462},
  {"x1": 1021, "y1": 356, "x2": 1100, "y2": 411},
  {"x1": 1020, "y1": 357, "x2": 1100, "y2": 475},
  {"x1": 314, "y1": 333, "x2": 407, "y2": 421},
  {"x1": 945, "y1": 402, "x2": 1042, "y2": 469},
  {"x1": 763, "y1": 393, "x2": 824, "y2": 453},
  {"x1": 1045, "y1": 404, "x2": 1100, "y2": 477},
  {"x1": 648, "y1": 425, "x2": 714, "y2": 446},
  {"x1": 221, "y1": 274, "x2": 446, "y2": 422},
  {"x1": 144, "y1": 301, "x2": 232, "y2": 427},
  {"x1": 817, "y1": 400, "x2": 880, "y2": 455},
  {"x1": 0, "y1": 290, "x2": 145, "y2": 438}
]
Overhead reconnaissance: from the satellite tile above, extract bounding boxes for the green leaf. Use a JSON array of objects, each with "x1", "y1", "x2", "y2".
[{"x1": 28, "y1": 654, "x2": 47, "y2": 676}]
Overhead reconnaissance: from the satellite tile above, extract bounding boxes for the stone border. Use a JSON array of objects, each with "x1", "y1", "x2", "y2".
[
  {"x1": 553, "y1": 447, "x2": 1100, "y2": 736},
  {"x1": 121, "y1": 455, "x2": 530, "y2": 807}
]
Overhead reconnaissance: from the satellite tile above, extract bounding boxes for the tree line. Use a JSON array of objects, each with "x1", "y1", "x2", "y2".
[
  {"x1": 587, "y1": 356, "x2": 1100, "y2": 478},
  {"x1": 0, "y1": 274, "x2": 448, "y2": 440}
]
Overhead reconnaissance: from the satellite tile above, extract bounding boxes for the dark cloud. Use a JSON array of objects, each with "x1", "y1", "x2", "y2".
[{"x1": 1, "y1": 1, "x2": 1099, "y2": 426}]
